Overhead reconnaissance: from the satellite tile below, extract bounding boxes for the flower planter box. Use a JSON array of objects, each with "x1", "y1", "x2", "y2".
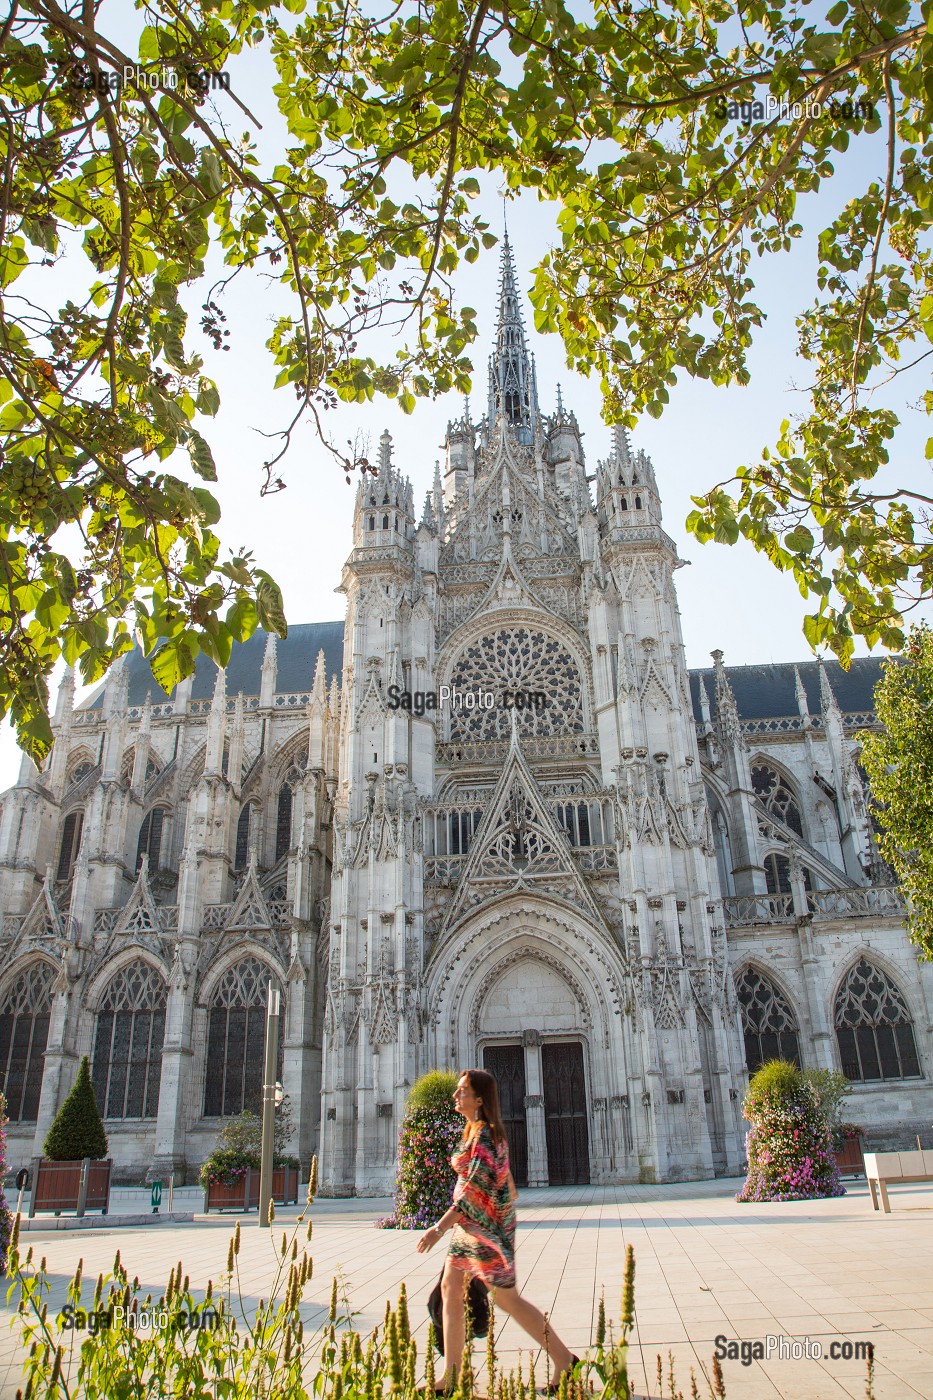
[
  {"x1": 203, "y1": 1166, "x2": 300, "y2": 1213},
  {"x1": 27, "y1": 1157, "x2": 112, "y2": 1217},
  {"x1": 834, "y1": 1134, "x2": 865, "y2": 1177},
  {"x1": 248, "y1": 1165, "x2": 299, "y2": 1208}
]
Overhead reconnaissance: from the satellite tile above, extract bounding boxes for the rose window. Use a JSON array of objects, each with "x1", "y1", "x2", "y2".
[{"x1": 448, "y1": 628, "x2": 584, "y2": 740}]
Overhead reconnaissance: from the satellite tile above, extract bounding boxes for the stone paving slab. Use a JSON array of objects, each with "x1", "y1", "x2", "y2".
[{"x1": 0, "y1": 1177, "x2": 930, "y2": 1399}]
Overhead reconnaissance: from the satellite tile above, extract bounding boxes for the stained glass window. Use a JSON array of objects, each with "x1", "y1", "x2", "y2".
[
  {"x1": 834, "y1": 957, "x2": 921, "y2": 1081},
  {"x1": 136, "y1": 808, "x2": 166, "y2": 871},
  {"x1": 448, "y1": 627, "x2": 584, "y2": 741},
  {"x1": 0, "y1": 964, "x2": 54, "y2": 1121},
  {"x1": 203, "y1": 957, "x2": 283, "y2": 1117},
  {"x1": 92, "y1": 962, "x2": 167, "y2": 1118},
  {"x1": 275, "y1": 785, "x2": 293, "y2": 863},
  {"x1": 234, "y1": 803, "x2": 255, "y2": 870},
  {"x1": 556, "y1": 802, "x2": 592, "y2": 847},
  {"x1": 56, "y1": 810, "x2": 84, "y2": 882},
  {"x1": 751, "y1": 763, "x2": 804, "y2": 837},
  {"x1": 735, "y1": 966, "x2": 801, "y2": 1074}
]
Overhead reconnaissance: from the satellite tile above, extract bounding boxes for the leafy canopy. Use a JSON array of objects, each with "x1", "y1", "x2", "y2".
[
  {"x1": 860, "y1": 624, "x2": 933, "y2": 957},
  {"x1": 4, "y1": 0, "x2": 932, "y2": 757}
]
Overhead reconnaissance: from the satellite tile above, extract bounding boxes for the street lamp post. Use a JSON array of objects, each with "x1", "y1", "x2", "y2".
[{"x1": 258, "y1": 981, "x2": 281, "y2": 1229}]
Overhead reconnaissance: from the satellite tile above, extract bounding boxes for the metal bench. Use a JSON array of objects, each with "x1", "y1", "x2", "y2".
[{"x1": 863, "y1": 1150, "x2": 933, "y2": 1213}]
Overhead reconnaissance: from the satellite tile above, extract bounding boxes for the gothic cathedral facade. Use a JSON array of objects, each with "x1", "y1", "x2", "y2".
[{"x1": 1, "y1": 240, "x2": 932, "y2": 1190}]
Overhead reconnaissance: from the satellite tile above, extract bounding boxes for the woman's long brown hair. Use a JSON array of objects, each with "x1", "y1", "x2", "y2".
[{"x1": 460, "y1": 1068, "x2": 507, "y2": 1149}]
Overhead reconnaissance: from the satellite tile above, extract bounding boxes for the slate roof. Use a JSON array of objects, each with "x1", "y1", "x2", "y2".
[
  {"x1": 78, "y1": 617, "x2": 888, "y2": 723},
  {"x1": 82, "y1": 621, "x2": 346, "y2": 709},
  {"x1": 687, "y1": 657, "x2": 886, "y2": 723}
]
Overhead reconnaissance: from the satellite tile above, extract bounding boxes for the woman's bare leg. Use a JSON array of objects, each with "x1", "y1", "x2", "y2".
[
  {"x1": 493, "y1": 1285, "x2": 574, "y2": 1385},
  {"x1": 440, "y1": 1259, "x2": 467, "y2": 1390}
]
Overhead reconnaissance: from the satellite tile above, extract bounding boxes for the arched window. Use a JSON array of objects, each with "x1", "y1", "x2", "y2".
[
  {"x1": 382, "y1": 514, "x2": 389, "y2": 530},
  {"x1": 203, "y1": 958, "x2": 283, "y2": 1116},
  {"x1": 234, "y1": 802, "x2": 256, "y2": 870},
  {"x1": 368, "y1": 516, "x2": 375, "y2": 531},
  {"x1": 751, "y1": 763, "x2": 803, "y2": 836},
  {"x1": 275, "y1": 784, "x2": 293, "y2": 863},
  {"x1": 67, "y1": 759, "x2": 94, "y2": 787},
  {"x1": 136, "y1": 808, "x2": 166, "y2": 871},
  {"x1": 56, "y1": 809, "x2": 84, "y2": 882},
  {"x1": 92, "y1": 962, "x2": 167, "y2": 1118},
  {"x1": 834, "y1": 957, "x2": 921, "y2": 1081},
  {"x1": 0, "y1": 964, "x2": 54, "y2": 1121},
  {"x1": 735, "y1": 967, "x2": 801, "y2": 1074}
]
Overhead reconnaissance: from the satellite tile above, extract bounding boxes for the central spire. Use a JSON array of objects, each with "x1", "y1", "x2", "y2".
[{"x1": 487, "y1": 228, "x2": 539, "y2": 444}]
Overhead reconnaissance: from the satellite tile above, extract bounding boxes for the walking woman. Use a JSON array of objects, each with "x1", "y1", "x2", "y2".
[{"x1": 417, "y1": 1069, "x2": 577, "y2": 1393}]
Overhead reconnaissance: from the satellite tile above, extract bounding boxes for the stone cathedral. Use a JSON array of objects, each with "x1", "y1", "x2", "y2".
[{"x1": 2, "y1": 240, "x2": 932, "y2": 1192}]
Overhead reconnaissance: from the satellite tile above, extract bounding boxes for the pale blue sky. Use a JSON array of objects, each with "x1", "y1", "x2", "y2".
[{"x1": 1, "y1": 19, "x2": 928, "y2": 789}]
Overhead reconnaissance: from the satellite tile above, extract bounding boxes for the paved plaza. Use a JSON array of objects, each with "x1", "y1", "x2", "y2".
[{"x1": 1, "y1": 1177, "x2": 931, "y2": 1399}]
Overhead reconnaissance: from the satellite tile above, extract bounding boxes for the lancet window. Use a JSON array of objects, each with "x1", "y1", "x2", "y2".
[
  {"x1": 555, "y1": 801, "x2": 593, "y2": 847},
  {"x1": 735, "y1": 966, "x2": 801, "y2": 1074},
  {"x1": 834, "y1": 958, "x2": 921, "y2": 1081},
  {"x1": 234, "y1": 801, "x2": 257, "y2": 870},
  {"x1": 275, "y1": 785, "x2": 293, "y2": 863},
  {"x1": 764, "y1": 854, "x2": 811, "y2": 896},
  {"x1": 0, "y1": 963, "x2": 54, "y2": 1121},
  {"x1": 56, "y1": 809, "x2": 84, "y2": 882},
  {"x1": 92, "y1": 962, "x2": 167, "y2": 1118},
  {"x1": 136, "y1": 807, "x2": 167, "y2": 871}
]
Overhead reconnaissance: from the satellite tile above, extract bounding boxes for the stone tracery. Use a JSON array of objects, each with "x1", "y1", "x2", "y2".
[{"x1": 448, "y1": 626, "x2": 584, "y2": 740}]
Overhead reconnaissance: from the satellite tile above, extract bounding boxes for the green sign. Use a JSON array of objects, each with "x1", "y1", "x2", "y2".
[{"x1": 150, "y1": 1180, "x2": 163, "y2": 1212}]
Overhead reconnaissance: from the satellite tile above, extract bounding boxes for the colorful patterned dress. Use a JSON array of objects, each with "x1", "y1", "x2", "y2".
[{"x1": 447, "y1": 1123, "x2": 517, "y2": 1288}]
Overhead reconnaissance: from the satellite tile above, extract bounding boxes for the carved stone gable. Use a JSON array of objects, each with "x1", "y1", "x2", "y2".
[
  {"x1": 226, "y1": 857, "x2": 273, "y2": 931},
  {"x1": 436, "y1": 727, "x2": 608, "y2": 940}
]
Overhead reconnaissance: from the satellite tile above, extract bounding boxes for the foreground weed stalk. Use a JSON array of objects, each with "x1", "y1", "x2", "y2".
[{"x1": 9, "y1": 1192, "x2": 876, "y2": 1400}]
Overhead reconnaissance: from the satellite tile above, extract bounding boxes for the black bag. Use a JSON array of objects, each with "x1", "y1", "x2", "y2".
[{"x1": 426, "y1": 1267, "x2": 489, "y2": 1355}]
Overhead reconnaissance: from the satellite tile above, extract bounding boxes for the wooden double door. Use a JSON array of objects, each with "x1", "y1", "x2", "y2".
[{"x1": 483, "y1": 1041, "x2": 590, "y2": 1186}]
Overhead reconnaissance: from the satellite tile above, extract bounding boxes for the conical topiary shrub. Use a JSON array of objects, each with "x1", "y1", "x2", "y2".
[
  {"x1": 43, "y1": 1056, "x2": 108, "y2": 1161},
  {"x1": 379, "y1": 1069, "x2": 461, "y2": 1229},
  {"x1": 736, "y1": 1059, "x2": 844, "y2": 1203}
]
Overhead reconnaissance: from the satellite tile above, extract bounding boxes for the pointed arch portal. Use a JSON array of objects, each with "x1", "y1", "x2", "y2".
[{"x1": 426, "y1": 896, "x2": 628, "y2": 1186}]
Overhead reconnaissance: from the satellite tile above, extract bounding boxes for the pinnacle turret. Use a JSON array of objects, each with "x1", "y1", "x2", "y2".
[{"x1": 354, "y1": 429, "x2": 415, "y2": 545}]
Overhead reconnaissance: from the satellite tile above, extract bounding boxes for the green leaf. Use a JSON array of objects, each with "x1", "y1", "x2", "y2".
[
  {"x1": 256, "y1": 574, "x2": 287, "y2": 637},
  {"x1": 149, "y1": 637, "x2": 198, "y2": 694},
  {"x1": 188, "y1": 430, "x2": 218, "y2": 481},
  {"x1": 226, "y1": 596, "x2": 258, "y2": 642}
]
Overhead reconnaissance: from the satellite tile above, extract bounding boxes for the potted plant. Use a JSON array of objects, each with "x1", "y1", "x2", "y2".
[
  {"x1": 736, "y1": 1060, "x2": 845, "y2": 1203},
  {"x1": 29, "y1": 1057, "x2": 111, "y2": 1218},
  {"x1": 377, "y1": 1069, "x2": 460, "y2": 1230},
  {"x1": 200, "y1": 1103, "x2": 300, "y2": 1211},
  {"x1": 801, "y1": 1068, "x2": 865, "y2": 1177},
  {"x1": 832, "y1": 1122, "x2": 866, "y2": 1176}
]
